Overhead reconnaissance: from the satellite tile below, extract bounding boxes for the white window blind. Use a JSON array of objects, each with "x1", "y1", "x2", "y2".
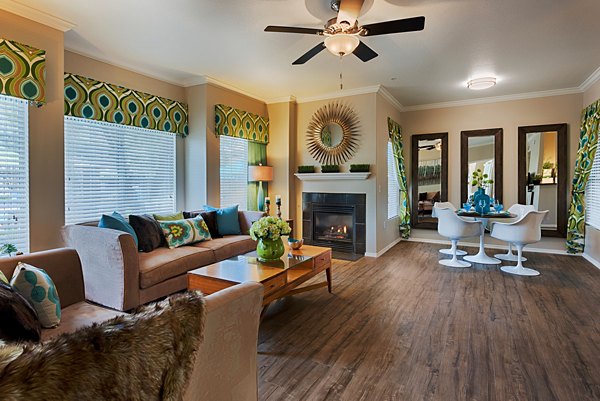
[
  {"x1": 586, "y1": 147, "x2": 600, "y2": 230},
  {"x1": 387, "y1": 140, "x2": 400, "y2": 219},
  {"x1": 220, "y1": 135, "x2": 248, "y2": 210},
  {"x1": 65, "y1": 117, "x2": 176, "y2": 224},
  {"x1": 0, "y1": 95, "x2": 29, "y2": 253}
]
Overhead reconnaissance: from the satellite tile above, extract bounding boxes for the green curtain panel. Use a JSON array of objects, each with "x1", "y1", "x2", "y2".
[
  {"x1": 566, "y1": 99, "x2": 600, "y2": 253},
  {"x1": 0, "y1": 38, "x2": 46, "y2": 105},
  {"x1": 215, "y1": 104, "x2": 269, "y2": 144},
  {"x1": 248, "y1": 142, "x2": 268, "y2": 211},
  {"x1": 64, "y1": 73, "x2": 188, "y2": 136},
  {"x1": 388, "y1": 117, "x2": 411, "y2": 239}
]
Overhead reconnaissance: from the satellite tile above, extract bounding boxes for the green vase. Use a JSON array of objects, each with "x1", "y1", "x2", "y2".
[{"x1": 256, "y1": 237, "x2": 285, "y2": 262}]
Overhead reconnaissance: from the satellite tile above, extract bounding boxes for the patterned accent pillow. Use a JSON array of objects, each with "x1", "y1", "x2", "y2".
[
  {"x1": 10, "y1": 262, "x2": 61, "y2": 328},
  {"x1": 0, "y1": 282, "x2": 41, "y2": 342},
  {"x1": 0, "y1": 270, "x2": 8, "y2": 284},
  {"x1": 159, "y1": 216, "x2": 212, "y2": 249}
]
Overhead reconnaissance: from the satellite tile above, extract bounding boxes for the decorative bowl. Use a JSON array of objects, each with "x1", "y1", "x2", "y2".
[{"x1": 288, "y1": 238, "x2": 304, "y2": 250}]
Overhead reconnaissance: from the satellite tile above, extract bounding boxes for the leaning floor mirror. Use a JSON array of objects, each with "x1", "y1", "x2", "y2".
[
  {"x1": 518, "y1": 123, "x2": 567, "y2": 237},
  {"x1": 460, "y1": 128, "x2": 503, "y2": 204},
  {"x1": 411, "y1": 133, "x2": 448, "y2": 229}
]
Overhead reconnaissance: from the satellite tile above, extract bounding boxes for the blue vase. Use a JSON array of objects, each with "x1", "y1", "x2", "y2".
[{"x1": 473, "y1": 187, "x2": 491, "y2": 214}]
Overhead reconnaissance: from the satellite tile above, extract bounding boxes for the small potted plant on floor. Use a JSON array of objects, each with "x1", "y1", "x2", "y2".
[{"x1": 249, "y1": 216, "x2": 292, "y2": 262}]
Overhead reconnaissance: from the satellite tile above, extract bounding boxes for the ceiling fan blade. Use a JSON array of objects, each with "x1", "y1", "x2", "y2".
[
  {"x1": 336, "y1": 0, "x2": 365, "y2": 26},
  {"x1": 265, "y1": 26, "x2": 323, "y2": 35},
  {"x1": 353, "y1": 41, "x2": 378, "y2": 62},
  {"x1": 292, "y1": 42, "x2": 326, "y2": 65},
  {"x1": 361, "y1": 16, "x2": 425, "y2": 36}
]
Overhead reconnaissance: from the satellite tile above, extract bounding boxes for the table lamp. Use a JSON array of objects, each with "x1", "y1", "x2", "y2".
[{"x1": 248, "y1": 164, "x2": 273, "y2": 212}]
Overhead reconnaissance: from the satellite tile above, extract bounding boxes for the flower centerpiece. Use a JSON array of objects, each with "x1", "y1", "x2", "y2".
[
  {"x1": 249, "y1": 216, "x2": 292, "y2": 262},
  {"x1": 470, "y1": 169, "x2": 494, "y2": 214}
]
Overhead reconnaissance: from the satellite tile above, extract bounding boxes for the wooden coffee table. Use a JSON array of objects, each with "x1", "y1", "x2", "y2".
[{"x1": 187, "y1": 245, "x2": 332, "y2": 309}]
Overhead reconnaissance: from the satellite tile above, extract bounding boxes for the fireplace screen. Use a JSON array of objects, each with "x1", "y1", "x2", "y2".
[{"x1": 313, "y1": 212, "x2": 353, "y2": 243}]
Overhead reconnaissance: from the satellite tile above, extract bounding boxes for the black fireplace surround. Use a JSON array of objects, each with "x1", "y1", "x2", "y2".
[{"x1": 302, "y1": 192, "x2": 366, "y2": 255}]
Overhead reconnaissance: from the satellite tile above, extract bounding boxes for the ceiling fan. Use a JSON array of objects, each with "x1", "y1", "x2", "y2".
[{"x1": 264, "y1": 0, "x2": 425, "y2": 65}]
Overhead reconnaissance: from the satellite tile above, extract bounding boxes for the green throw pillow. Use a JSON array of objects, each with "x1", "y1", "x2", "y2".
[
  {"x1": 0, "y1": 271, "x2": 8, "y2": 284},
  {"x1": 10, "y1": 262, "x2": 61, "y2": 328},
  {"x1": 159, "y1": 216, "x2": 212, "y2": 249},
  {"x1": 153, "y1": 211, "x2": 184, "y2": 221}
]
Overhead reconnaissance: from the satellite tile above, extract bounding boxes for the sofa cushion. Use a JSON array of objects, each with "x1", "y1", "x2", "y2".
[
  {"x1": 0, "y1": 282, "x2": 41, "y2": 343},
  {"x1": 153, "y1": 211, "x2": 184, "y2": 221},
  {"x1": 41, "y1": 301, "x2": 125, "y2": 341},
  {"x1": 203, "y1": 205, "x2": 241, "y2": 235},
  {"x1": 139, "y1": 247, "x2": 216, "y2": 289},
  {"x1": 193, "y1": 235, "x2": 256, "y2": 261},
  {"x1": 99, "y1": 212, "x2": 139, "y2": 248},
  {"x1": 129, "y1": 214, "x2": 164, "y2": 252},
  {"x1": 159, "y1": 216, "x2": 212, "y2": 249},
  {"x1": 11, "y1": 262, "x2": 61, "y2": 328},
  {"x1": 184, "y1": 210, "x2": 222, "y2": 239}
]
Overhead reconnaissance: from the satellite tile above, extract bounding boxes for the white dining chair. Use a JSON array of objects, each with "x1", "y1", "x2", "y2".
[
  {"x1": 494, "y1": 204, "x2": 536, "y2": 262},
  {"x1": 435, "y1": 206, "x2": 482, "y2": 268},
  {"x1": 433, "y1": 202, "x2": 467, "y2": 257},
  {"x1": 490, "y1": 210, "x2": 548, "y2": 276}
]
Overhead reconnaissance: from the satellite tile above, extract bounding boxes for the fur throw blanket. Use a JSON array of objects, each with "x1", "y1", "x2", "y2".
[{"x1": 0, "y1": 291, "x2": 206, "y2": 401}]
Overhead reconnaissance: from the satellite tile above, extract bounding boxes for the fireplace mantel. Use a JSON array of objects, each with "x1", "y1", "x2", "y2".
[{"x1": 294, "y1": 172, "x2": 371, "y2": 181}]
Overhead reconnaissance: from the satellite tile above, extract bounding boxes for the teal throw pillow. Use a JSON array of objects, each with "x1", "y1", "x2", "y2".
[
  {"x1": 10, "y1": 262, "x2": 61, "y2": 328},
  {"x1": 159, "y1": 216, "x2": 212, "y2": 249},
  {"x1": 99, "y1": 211, "x2": 139, "y2": 248},
  {"x1": 203, "y1": 205, "x2": 241, "y2": 235}
]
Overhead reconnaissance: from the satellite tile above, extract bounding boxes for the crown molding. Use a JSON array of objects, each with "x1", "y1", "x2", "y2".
[
  {"x1": 0, "y1": 0, "x2": 75, "y2": 31},
  {"x1": 579, "y1": 66, "x2": 600, "y2": 92},
  {"x1": 377, "y1": 86, "x2": 404, "y2": 112},
  {"x1": 296, "y1": 85, "x2": 381, "y2": 104},
  {"x1": 402, "y1": 87, "x2": 582, "y2": 112},
  {"x1": 266, "y1": 95, "x2": 297, "y2": 104},
  {"x1": 184, "y1": 75, "x2": 267, "y2": 103}
]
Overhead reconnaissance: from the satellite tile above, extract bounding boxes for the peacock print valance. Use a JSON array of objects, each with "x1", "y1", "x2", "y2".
[
  {"x1": 0, "y1": 38, "x2": 46, "y2": 106},
  {"x1": 215, "y1": 104, "x2": 269, "y2": 144},
  {"x1": 64, "y1": 73, "x2": 188, "y2": 136}
]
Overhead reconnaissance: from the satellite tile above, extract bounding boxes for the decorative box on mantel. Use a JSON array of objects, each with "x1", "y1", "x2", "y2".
[{"x1": 294, "y1": 172, "x2": 371, "y2": 181}]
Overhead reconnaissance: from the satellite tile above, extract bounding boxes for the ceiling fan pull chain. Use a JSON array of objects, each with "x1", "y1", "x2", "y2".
[{"x1": 339, "y1": 54, "x2": 343, "y2": 90}]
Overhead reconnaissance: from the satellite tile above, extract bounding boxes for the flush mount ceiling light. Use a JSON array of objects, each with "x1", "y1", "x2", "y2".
[
  {"x1": 467, "y1": 77, "x2": 497, "y2": 90},
  {"x1": 324, "y1": 33, "x2": 360, "y2": 56}
]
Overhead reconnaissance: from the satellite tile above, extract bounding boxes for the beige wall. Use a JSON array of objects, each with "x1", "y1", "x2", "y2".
[
  {"x1": 1, "y1": 10, "x2": 65, "y2": 252},
  {"x1": 64, "y1": 51, "x2": 188, "y2": 211},
  {"x1": 184, "y1": 83, "x2": 268, "y2": 210},
  {"x1": 402, "y1": 93, "x2": 583, "y2": 251}
]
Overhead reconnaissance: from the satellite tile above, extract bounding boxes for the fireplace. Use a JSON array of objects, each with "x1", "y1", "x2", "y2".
[{"x1": 303, "y1": 193, "x2": 366, "y2": 255}]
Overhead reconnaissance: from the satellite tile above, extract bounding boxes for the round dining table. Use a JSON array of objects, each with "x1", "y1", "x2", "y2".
[{"x1": 456, "y1": 210, "x2": 517, "y2": 265}]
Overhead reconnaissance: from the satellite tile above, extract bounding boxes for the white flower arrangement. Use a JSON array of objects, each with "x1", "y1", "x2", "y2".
[{"x1": 249, "y1": 216, "x2": 291, "y2": 241}]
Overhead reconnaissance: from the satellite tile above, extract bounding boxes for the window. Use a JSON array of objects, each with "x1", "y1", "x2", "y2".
[
  {"x1": 64, "y1": 117, "x2": 176, "y2": 224},
  {"x1": 387, "y1": 140, "x2": 400, "y2": 219},
  {"x1": 586, "y1": 147, "x2": 600, "y2": 230},
  {"x1": 219, "y1": 135, "x2": 248, "y2": 210},
  {"x1": 0, "y1": 94, "x2": 29, "y2": 253}
]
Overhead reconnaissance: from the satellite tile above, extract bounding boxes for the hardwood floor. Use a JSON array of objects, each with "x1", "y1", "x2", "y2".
[{"x1": 257, "y1": 241, "x2": 600, "y2": 401}]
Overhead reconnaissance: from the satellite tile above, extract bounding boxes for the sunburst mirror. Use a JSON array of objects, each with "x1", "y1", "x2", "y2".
[{"x1": 306, "y1": 102, "x2": 360, "y2": 165}]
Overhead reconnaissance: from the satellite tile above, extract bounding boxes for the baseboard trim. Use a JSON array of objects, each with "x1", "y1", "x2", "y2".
[
  {"x1": 365, "y1": 236, "x2": 403, "y2": 258},
  {"x1": 406, "y1": 237, "x2": 574, "y2": 256},
  {"x1": 582, "y1": 253, "x2": 600, "y2": 270}
]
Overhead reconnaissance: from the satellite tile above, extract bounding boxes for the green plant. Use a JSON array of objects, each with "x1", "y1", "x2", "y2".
[
  {"x1": 350, "y1": 164, "x2": 370, "y2": 173},
  {"x1": 470, "y1": 168, "x2": 493, "y2": 188},
  {"x1": 1, "y1": 243, "x2": 17, "y2": 257},
  {"x1": 298, "y1": 165, "x2": 315, "y2": 173},
  {"x1": 533, "y1": 174, "x2": 543, "y2": 182},
  {"x1": 249, "y1": 216, "x2": 291, "y2": 241},
  {"x1": 321, "y1": 165, "x2": 340, "y2": 173},
  {"x1": 542, "y1": 160, "x2": 554, "y2": 169}
]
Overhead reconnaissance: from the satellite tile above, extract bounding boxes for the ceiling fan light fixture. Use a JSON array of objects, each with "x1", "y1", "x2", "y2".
[
  {"x1": 324, "y1": 34, "x2": 360, "y2": 56},
  {"x1": 467, "y1": 77, "x2": 497, "y2": 90}
]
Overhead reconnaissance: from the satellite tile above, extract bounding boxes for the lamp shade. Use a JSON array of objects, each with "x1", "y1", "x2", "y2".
[{"x1": 248, "y1": 165, "x2": 273, "y2": 182}]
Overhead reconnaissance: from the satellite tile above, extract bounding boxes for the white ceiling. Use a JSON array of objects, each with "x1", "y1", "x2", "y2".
[{"x1": 11, "y1": 0, "x2": 600, "y2": 106}]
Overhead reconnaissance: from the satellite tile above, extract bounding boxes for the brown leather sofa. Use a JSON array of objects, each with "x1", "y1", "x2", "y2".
[
  {"x1": 0, "y1": 248, "x2": 263, "y2": 401},
  {"x1": 62, "y1": 211, "x2": 264, "y2": 311}
]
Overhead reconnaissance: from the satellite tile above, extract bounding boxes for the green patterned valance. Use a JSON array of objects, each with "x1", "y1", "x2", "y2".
[
  {"x1": 64, "y1": 73, "x2": 188, "y2": 136},
  {"x1": 215, "y1": 104, "x2": 269, "y2": 144},
  {"x1": 0, "y1": 38, "x2": 46, "y2": 105}
]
